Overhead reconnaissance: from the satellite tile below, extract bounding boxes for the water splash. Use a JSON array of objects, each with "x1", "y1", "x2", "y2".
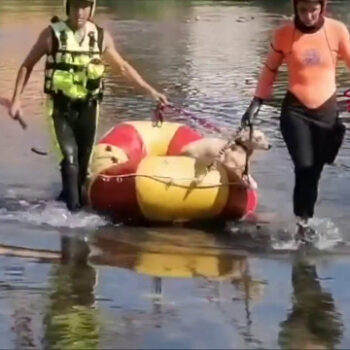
[
  {"x1": 0, "y1": 200, "x2": 109, "y2": 228},
  {"x1": 271, "y1": 233, "x2": 300, "y2": 251},
  {"x1": 271, "y1": 217, "x2": 343, "y2": 251},
  {"x1": 310, "y1": 218, "x2": 343, "y2": 250}
]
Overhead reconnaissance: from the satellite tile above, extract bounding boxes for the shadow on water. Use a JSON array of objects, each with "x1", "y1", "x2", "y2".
[
  {"x1": 62, "y1": 228, "x2": 268, "y2": 347},
  {"x1": 0, "y1": 237, "x2": 98, "y2": 350},
  {"x1": 278, "y1": 257, "x2": 344, "y2": 350},
  {"x1": 0, "y1": 225, "x2": 347, "y2": 348},
  {"x1": 0, "y1": 227, "x2": 265, "y2": 347},
  {"x1": 88, "y1": 226, "x2": 252, "y2": 278},
  {"x1": 67, "y1": 229, "x2": 346, "y2": 348},
  {"x1": 43, "y1": 237, "x2": 99, "y2": 350}
]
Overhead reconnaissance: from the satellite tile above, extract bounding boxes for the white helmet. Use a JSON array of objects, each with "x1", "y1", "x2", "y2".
[{"x1": 64, "y1": 0, "x2": 96, "y2": 17}]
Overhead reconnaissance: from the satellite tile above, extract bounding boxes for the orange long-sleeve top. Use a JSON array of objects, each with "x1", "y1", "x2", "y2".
[{"x1": 255, "y1": 17, "x2": 350, "y2": 109}]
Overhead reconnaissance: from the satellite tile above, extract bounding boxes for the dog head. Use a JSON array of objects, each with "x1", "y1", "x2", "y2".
[{"x1": 234, "y1": 128, "x2": 271, "y2": 151}]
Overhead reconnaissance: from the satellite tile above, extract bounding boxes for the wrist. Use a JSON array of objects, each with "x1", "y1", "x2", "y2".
[
  {"x1": 148, "y1": 87, "x2": 157, "y2": 96},
  {"x1": 11, "y1": 94, "x2": 21, "y2": 105}
]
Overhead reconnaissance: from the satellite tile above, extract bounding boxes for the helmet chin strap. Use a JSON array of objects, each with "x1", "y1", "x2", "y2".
[{"x1": 90, "y1": 0, "x2": 96, "y2": 17}]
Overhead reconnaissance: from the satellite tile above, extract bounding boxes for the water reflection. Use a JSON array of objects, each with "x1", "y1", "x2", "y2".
[
  {"x1": 0, "y1": 227, "x2": 268, "y2": 349},
  {"x1": 0, "y1": 229, "x2": 348, "y2": 348},
  {"x1": 89, "y1": 226, "x2": 266, "y2": 341},
  {"x1": 12, "y1": 295, "x2": 37, "y2": 350},
  {"x1": 23, "y1": 227, "x2": 267, "y2": 348},
  {"x1": 43, "y1": 236, "x2": 99, "y2": 350},
  {"x1": 89, "y1": 226, "x2": 251, "y2": 281},
  {"x1": 279, "y1": 258, "x2": 344, "y2": 350}
]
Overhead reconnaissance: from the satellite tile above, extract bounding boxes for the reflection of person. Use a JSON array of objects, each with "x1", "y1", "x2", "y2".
[
  {"x1": 278, "y1": 259, "x2": 343, "y2": 349},
  {"x1": 44, "y1": 236, "x2": 99, "y2": 349},
  {"x1": 241, "y1": 0, "x2": 349, "y2": 237},
  {"x1": 9, "y1": 0, "x2": 168, "y2": 212}
]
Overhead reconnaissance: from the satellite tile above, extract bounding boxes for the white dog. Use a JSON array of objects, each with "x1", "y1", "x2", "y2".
[{"x1": 180, "y1": 128, "x2": 271, "y2": 188}]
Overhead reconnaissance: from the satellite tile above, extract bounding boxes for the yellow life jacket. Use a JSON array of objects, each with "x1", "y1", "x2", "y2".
[{"x1": 44, "y1": 19, "x2": 104, "y2": 101}]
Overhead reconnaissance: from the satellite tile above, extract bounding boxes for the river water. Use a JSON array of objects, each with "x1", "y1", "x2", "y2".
[{"x1": 1, "y1": 0, "x2": 350, "y2": 348}]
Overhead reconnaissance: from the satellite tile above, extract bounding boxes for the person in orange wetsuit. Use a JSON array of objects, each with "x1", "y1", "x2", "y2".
[{"x1": 241, "y1": 0, "x2": 349, "y2": 240}]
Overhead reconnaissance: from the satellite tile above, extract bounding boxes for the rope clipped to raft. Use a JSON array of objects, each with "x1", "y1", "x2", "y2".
[{"x1": 93, "y1": 172, "x2": 253, "y2": 189}]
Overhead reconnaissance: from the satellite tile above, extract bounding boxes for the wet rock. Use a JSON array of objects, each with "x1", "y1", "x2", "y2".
[{"x1": 245, "y1": 77, "x2": 256, "y2": 85}]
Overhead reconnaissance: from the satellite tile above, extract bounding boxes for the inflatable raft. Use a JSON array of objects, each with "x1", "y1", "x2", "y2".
[{"x1": 87, "y1": 121, "x2": 257, "y2": 223}]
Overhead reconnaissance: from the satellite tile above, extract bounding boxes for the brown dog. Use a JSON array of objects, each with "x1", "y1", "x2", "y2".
[{"x1": 180, "y1": 128, "x2": 271, "y2": 188}]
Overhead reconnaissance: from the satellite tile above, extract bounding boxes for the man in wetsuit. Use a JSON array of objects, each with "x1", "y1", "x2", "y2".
[
  {"x1": 9, "y1": 0, "x2": 168, "y2": 212},
  {"x1": 241, "y1": 0, "x2": 350, "y2": 239}
]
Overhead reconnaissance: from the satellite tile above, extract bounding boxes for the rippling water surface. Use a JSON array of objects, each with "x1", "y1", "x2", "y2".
[{"x1": 1, "y1": 0, "x2": 350, "y2": 348}]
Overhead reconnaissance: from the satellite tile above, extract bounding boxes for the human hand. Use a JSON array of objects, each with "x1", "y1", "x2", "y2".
[
  {"x1": 9, "y1": 99, "x2": 27, "y2": 129},
  {"x1": 150, "y1": 90, "x2": 169, "y2": 106},
  {"x1": 241, "y1": 96, "x2": 263, "y2": 127},
  {"x1": 241, "y1": 109, "x2": 251, "y2": 128},
  {"x1": 9, "y1": 100, "x2": 23, "y2": 120}
]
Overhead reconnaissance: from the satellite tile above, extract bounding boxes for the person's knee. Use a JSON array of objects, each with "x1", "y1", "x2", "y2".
[
  {"x1": 295, "y1": 165, "x2": 313, "y2": 178},
  {"x1": 63, "y1": 150, "x2": 79, "y2": 167},
  {"x1": 295, "y1": 166, "x2": 317, "y2": 187}
]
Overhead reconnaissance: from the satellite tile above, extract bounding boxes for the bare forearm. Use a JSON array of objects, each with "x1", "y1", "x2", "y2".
[
  {"x1": 11, "y1": 65, "x2": 32, "y2": 103},
  {"x1": 121, "y1": 62, "x2": 156, "y2": 95},
  {"x1": 103, "y1": 33, "x2": 168, "y2": 104}
]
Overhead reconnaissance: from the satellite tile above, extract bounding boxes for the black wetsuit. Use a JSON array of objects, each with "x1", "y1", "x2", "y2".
[
  {"x1": 46, "y1": 19, "x2": 104, "y2": 212},
  {"x1": 52, "y1": 94, "x2": 98, "y2": 211},
  {"x1": 280, "y1": 91, "x2": 343, "y2": 218}
]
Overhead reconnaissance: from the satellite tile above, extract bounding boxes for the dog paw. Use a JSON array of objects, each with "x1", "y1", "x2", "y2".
[
  {"x1": 191, "y1": 174, "x2": 205, "y2": 187},
  {"x1": 242, "y1": 174, "x2": 258, "y2": 190}
]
